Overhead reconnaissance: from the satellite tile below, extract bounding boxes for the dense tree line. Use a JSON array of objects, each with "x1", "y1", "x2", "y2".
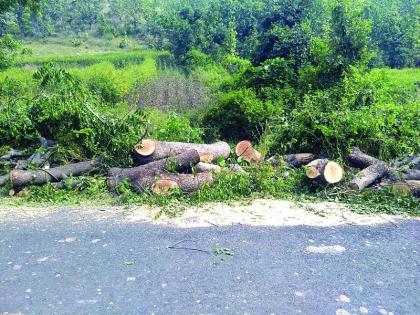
[{"x1": 0, "y1": 0, "x2": 418, "y2": 69}]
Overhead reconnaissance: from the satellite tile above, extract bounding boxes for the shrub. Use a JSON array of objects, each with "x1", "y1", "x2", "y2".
[
  {"x1": 145, "y1": 108, "x2": 204, "y2": 143},
  {"x1": 0, "y1": 64, "x2": 148, "y2": 167},
  {"x1": 202, "y1": 89, "x2": 282, "y2": 141},
  {"x1": 0, "y1": 34, "x2": 21, "y2": 70}
]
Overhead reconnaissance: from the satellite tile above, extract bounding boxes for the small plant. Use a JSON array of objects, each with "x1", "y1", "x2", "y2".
[{"x1": 71, "y1": 38, "x2": 83, "y2": 47}]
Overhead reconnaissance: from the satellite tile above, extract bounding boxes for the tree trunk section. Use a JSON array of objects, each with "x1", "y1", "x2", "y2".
[
  {"x1": 195, "y1": 162, "x2": 221, "y2": 174},
  {"x1": 0, "y1": 174, "x2": 9, "y2": 186},
  {"x1": 306, "y1": 159, "x2": 344, "y2": 184},
  {"x1": 132, "y1": 140, "x2": 230, "y2": 165},
  {"x1": 349, "y1": 162, "x2": 388, "y2": 191},
  {"x1": 108, "y1": 149, "x2": 200, "y2": 190},
  {"x1": 403, "y1": 169, "x2": 420, "y2": 181},
  {"x1": 134, "y1": 172, "x2": 214, "y2": 194},
  {"x1": 10, "y1": 160, "x2": 101, "y2": 188},
  {"x1": 347, "y1": 147, "x2": 381, "y2": 169},
  {"x1": 1, "y1": 149, "x2": 27, "y2": 160},
  {"x1": 284, "y1": 153, "x2": 316, "y2": 168}
]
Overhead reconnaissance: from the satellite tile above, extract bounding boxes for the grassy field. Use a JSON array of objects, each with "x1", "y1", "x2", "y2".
[{"x1": 20, "y1": 36, "x2": 137, "y2": 59}]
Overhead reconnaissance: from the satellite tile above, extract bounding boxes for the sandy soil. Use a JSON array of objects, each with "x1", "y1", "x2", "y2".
[{"x1": 1, "y1": 199, "x2": 417, "y2": 227}]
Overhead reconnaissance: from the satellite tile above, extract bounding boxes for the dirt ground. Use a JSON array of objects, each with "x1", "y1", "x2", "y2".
[{"x1": 1, "y1": 199, "x2": 417, "y2": 227}]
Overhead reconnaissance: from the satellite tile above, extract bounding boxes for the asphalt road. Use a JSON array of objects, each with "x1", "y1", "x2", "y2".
[{"x1": 0, "y1": 207, "x2": 419, "y2": 315}]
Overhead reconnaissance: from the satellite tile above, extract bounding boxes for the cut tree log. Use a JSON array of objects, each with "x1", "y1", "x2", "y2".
[
  {"x1": 195, "y1": 162, "x2": 222, "y2": 174},
  {"x1": 347, "y1": 147, "x2": 382, "y2": 169},
  {"x1": 1, "y1": 149, "x2": 27, "y2": 160},
  {"x1": 284, "y1": 153, "x2": 316, "y2": 168},
  {"x1": 134, "y1": 172, "x2": 214, "y2": 194},
  {"x1": 402, "y1": 169, "x2": 420, "y2": 181},
  {"x1": 392, "y1": 180, "x2": 420, "y2": 198},
  {"x1": 10, "y1": 159, "x2": 101, "y2": 188},
  {"x1": 131, "y1": 140, "x2": 230, "y2": 165},
  {"x1": 108, "y1": 149, "x2": 200, "y2": 190},
  {"x1": 349, "y1": 162, "x2": 388, "y2": 191},
  {"x1": 235, "y1": 140, "x2": 261, "y2": 163},
  {"x1": 199, "y1": 153, "x2": 215, "y2": 163},
  {"x1": 306, "y1": 159, "x2": 344, "y2": 184},
  {"x1": 0, "y1": 174, "x2": 9, "y2": 186}
]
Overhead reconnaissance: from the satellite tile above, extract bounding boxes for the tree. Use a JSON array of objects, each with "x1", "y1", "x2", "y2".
[{"x1": 0, "y1": 34, "x2": 21, "y2": 70}]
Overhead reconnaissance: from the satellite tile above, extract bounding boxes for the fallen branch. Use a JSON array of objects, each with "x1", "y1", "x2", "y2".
[
  {"x1": 10, "y1": 159, "x2": 101, "y2": 188},
  {"x1": 131, "y1": 140, "x2": 230, "y2": 165}
]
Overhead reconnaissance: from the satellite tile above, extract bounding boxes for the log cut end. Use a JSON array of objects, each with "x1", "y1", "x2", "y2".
[
  {"x1": 134, "y1": 139, "x2": 156, "y2": 156},
  {"x1": 306, "y1": 159, "x2": 344, "y2": 184},
  {"x1": 195, "y1": 162, "x2": 222, "y2": 174},
  {"x1": 199, "y1": 153, "x2": 215, "y2": 163},
  {"x1": 323, "y1": 161, "x2": 344, "y2": 184},
  {"x1": 306, "y1": 159, "x2": 322, "y2": 179},
  {"x1": 235, "y1": 140, "x2": 261, "y2": 163},
  {"x1": 152, "y1": 180, "x2": 180, "y2": 195}
]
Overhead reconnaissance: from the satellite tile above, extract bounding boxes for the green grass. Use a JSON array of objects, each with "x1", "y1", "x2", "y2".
[{"x1": 20, "y1": 36, "x2": 137, "y2": 60}]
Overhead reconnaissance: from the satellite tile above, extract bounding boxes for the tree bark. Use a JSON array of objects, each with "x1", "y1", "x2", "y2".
[
  {"x1": 131, "y1": 140, "x2": 230, "y2": 165},
  {"x1": 195, "y1": 162, "x2": 221, "y2": 174},
  {"x1": 403, "y1": 169, "x2": 420, "y2": 181},
  {"x1": 284, "y1": 153, "x2": 316, "y2": 168},
  {"x1": 347, "y1": 147, "x2": 381, "y2": 169},
  {"x1": 10, "y1": 160, "x2": 101, "y2": 188},
  {"x1": 306, "y1": 159, "x2": 344, "y2": 184},
  {"x1": 134, "y1": 172, "x2": 214, "y2": 194},
  {"x1": 349, "y1": 162, "x2": 388, "y2": 191},
  {"x1": 1, "y1": 149, "x2": 27, "y2": 160},
  {"x1": 108, "y1": 149, "x2": 200, "y2": 190},
  {"x1": 392, "y1": 180, "x2": 420, "y2": 198},
  {"x1": 0, "y1": 174, "x2": 9, "y2": 186}
]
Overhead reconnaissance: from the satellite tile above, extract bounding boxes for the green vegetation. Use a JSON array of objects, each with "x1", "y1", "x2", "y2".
[{"x1": 0, "y1": 0, "x2": 419, "y2": 215}]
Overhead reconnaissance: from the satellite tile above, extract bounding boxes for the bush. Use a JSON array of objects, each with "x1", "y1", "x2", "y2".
[
  {"x1": 264, "y1": 69, "x2": 420, "y2": 159},
  {"x1": 0, "y1": 64, "x2": 148, "y2": 167},
  {"x1": 202, "y1": 89, "x2": 281, "y2": 141},
  {"x1": 0, "y1": 34, "x2": 21, "y2": 70},
  {"x1": 145, "y1": 108, "x2": 204, "y2": 143}
]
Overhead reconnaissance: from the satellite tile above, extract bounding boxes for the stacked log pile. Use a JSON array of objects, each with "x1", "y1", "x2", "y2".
[
  {"x1": 0, "y1": 137, "x2": 418, "y2": 198},
  {"x1": 347, "y1": 147, "x2": 420, "y2": 197},
  {"x1": 0, "y1": 137, "x2": 101, "y2": 193}
]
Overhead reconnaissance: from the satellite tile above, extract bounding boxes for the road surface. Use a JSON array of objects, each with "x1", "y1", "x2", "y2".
[{"x1": 0, "y1": 204, "x2": 419, "y2": 314}]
